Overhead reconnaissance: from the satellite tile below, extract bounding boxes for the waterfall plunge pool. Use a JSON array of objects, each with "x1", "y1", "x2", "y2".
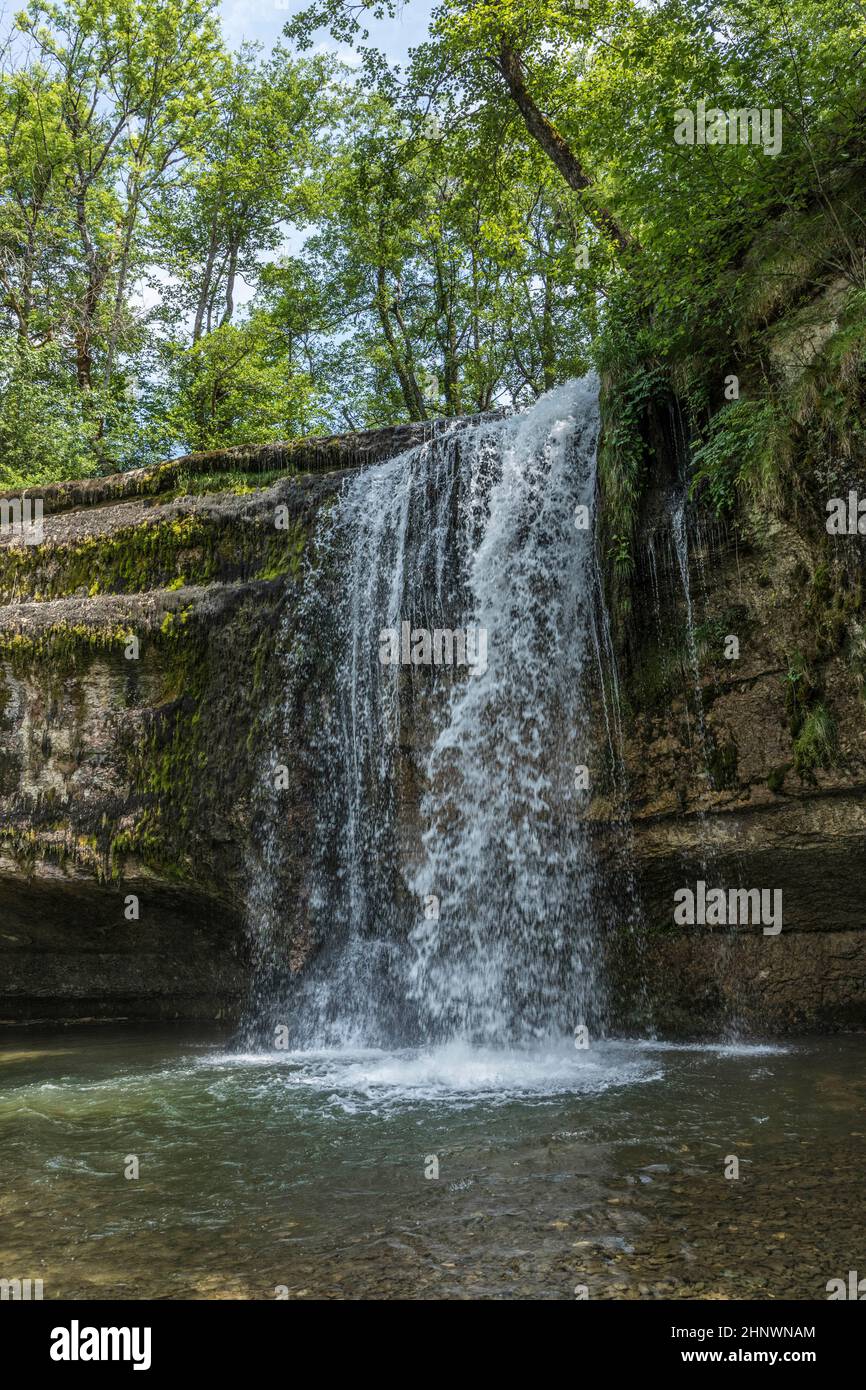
[
  {"x1": 4, "y1": 386, "x2": 858, "y2": 1303},
  {"x1": 1, "y1": 1027, "x2": 863, "y2": 1300}
]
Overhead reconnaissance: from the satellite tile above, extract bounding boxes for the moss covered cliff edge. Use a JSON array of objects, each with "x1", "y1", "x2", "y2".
[
  {"x1": 1, "y1": 242, "x2": 864, "y2": 1033},
  {"x1": 0, "y1": 425, "x2": 436, "y2": 1023},
  {"x1": 594, "y1": 162, "x2": 866, "y2": 1034}
]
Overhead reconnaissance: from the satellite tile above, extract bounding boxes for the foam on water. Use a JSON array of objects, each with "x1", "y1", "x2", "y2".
[
  {"x1": 201, "y1": 1037, "x2": 789, "y2": 1110},
  {"x1": 215, "y1": 1040, "x2": 663, "y2": 1106}
]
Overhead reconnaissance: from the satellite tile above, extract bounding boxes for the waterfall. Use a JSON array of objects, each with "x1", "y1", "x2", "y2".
[{"x1": 245, "y1": 377, "x2": 610, "y2": 1050}]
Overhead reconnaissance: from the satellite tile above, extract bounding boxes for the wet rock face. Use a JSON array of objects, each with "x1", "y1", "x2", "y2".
[
  {"x1": 0, "y1": 428, "x2": 426, "y2": 1025},
  {"x1": 605, "y1": 474, "x2": 866, "y2": 1035},
  {"x1": 0, "y1": 870, "x2": 245, "y2": 1024},
  {"x1": 0, "y1": 407, "x2": 863, "y2": 1034}
]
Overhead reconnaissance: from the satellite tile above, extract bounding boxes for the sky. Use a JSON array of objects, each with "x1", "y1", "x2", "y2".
[
  {"x1": 208, "y1": 1, "x2": 436, "y2": 310},
  {"x1": 0, "y1": 1, "x2": 438, "y2": 319},
  {"x1": 219, "y1": 0, "x2": 435, "y2": 68}
]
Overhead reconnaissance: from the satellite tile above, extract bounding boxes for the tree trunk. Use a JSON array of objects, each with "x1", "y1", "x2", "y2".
[
  {"x1": 496, "y1": 41, "x2": 639, "y2": 257},
  {"x1": 433, "y1": 245, "x2": 461, "y2": 414},
  {"x1": 220, "y1": 239, "x2": 240, "y2": 327},
  {"x1": 105, "y1": 184, "x2": 142, "y2": 385},
  {"x1": 541, "y1": 271, "x2": 555, "y2": 390},
  {"x1": 193, "y1": 220, "x2": 220, "y2": 344},
  {"x1": 376, "y1": 266, "x2": 427, "y2": 421}
]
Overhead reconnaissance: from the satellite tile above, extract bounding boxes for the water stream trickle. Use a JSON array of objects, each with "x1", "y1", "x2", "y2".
[{"x1": 670, "y1": 493, "x2": 707, "y2": 762}]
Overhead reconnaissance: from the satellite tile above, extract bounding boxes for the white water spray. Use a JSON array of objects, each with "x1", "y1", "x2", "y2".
[{"x1": 246, "y1": 378, "x2": 608, "y2": 1049}]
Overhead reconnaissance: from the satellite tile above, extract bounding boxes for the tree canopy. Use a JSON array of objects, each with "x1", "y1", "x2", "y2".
[{"x1": 0, "y1": 0, "x2": 862, "y2": 483}]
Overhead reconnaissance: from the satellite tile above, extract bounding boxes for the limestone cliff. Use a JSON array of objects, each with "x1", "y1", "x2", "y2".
[
  {"x1": 0, "y1": 425, "x2": 434, "y2": 1022},
  {"x1": 0, "y1": 277, "x2": 863, "y2": 1034},
  {"x1": 597, "y1": 222, "x2": 866, "y2": 1033}
]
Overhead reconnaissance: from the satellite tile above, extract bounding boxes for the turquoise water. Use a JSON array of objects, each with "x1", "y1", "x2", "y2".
[{"x1": 1, "y1": 1028, "x2": 864, "y2": 1299}]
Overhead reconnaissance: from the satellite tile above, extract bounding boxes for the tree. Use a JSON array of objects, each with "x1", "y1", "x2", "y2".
[
  {"x1": 152, "y1": 43, "x2": 334, "y2": 345},
  {"x1": 273, "y1": 86, "x2": 597, "y2": 424},
  {"x1": 0, "y1": 0, "x2": 225, "y2": 470}
]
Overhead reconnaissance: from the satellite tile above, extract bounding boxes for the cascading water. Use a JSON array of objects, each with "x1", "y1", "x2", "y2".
[
  {"x1": 670, "y1": 495, "x2": 707, "y2": 760},
  {"x1": 244, "y1": 377, "x2": 611, "y2": 1051}
]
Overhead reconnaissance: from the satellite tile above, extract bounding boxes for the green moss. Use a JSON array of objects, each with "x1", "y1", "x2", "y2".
[
  {"x1": 0, "y1": 822, "x2": 106, "y2": 878},
  {"x1": 105, "y1": 583, "x2": 290, "y2": 884},
  {"x1": 707, "y1": 738, "x2": 738, "y2": 791},
  {"x1": 792, "y1": 703, "x2": 837, "y2": 781},
  {"x1": 0, "y1": 512, "x2": 308, "y2": 603},
  {"x1": 767, "y1": 763, "x2": 791, "y2": 795},
  {"x1": 256, "y1": 524, "x2": 305, "y2": 582},
  {"x1": 596, "y1": 360, "x2": 667, "y2": 625},
  {"x1": 0, "y1": 624, "x2": 137, "y2": 676},
  {"x1": 30, "y1": 442, "x2": 321, "y2": 519},
  {"x1": 160, "y1": 466, "x2": 294, "y2": 501},
  {"x1": 109, "y1": 622, "x2": 209, "y2": 874},
  {"x1": 626, "y1": 641, "x2": 687, "y2": 712},
  {"x1": 810, "y1": 561, "x2": 833, "y2": 609},
  {"x1": 0, "y1": 613, "x2": 208, "y2": 880},
  {"x1": 693, "y1": 608, "x2": 751, "y2": 667},
  {"x1": 783, "y1": 654, "x2": 821, "y2": 737},
  {"x1": 0, "y1": 500, "x2": 303, "y2": 895},
  {"x1": 805, "y1": 558, "x2": 864, "y2": 662}
]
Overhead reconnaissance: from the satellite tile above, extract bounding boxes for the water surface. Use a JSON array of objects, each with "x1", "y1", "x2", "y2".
[{"x1": 1, "y1": 1028, "x2": 863, "y2": 1299}]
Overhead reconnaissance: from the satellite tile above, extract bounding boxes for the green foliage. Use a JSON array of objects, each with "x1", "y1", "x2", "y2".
[
  {"x1": 784, "y1": 654, "x2": 820, "y2": 736},
  {"x1": 782, "y1": 655, "x2": 837, "y2": 780},
  {"x1": 0, "y1": 341, "x2": 101, "y2": 485},
  {"x1": 690, "y1": 397, "x2": 780, "y2": 513},
  {"x1": 0, "y1": 0, "x2": 863, "y2": 479},
  {"x1": 594, "y1": 299, "x2": 668, "y2": 612},
  {"x1": 792, "y1": 704, "x2": 837, "y2": 779},
  {"x1": 162, "y1": 317, "x2": 318, "y2": 452}
]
